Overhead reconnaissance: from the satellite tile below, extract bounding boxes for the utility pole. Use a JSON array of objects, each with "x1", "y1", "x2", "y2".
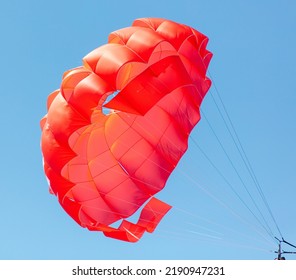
[{"x1": 274, "y1": 237, "x2": 296, "y2": 260}]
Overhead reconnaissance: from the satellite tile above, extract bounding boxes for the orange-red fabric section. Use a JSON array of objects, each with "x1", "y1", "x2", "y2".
[{"x1": 40, "y1": 18, "x2": 212, "y2": 242}]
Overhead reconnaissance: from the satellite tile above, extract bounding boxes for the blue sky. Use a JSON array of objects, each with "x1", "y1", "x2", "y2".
[{"x1": 1, "y1": 0, "x2": 295, "y2": 260}]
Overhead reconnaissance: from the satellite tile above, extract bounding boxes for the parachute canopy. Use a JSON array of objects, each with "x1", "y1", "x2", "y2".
[{"x1": 40, "y1": 18, "x2": 212, "y2": 242}]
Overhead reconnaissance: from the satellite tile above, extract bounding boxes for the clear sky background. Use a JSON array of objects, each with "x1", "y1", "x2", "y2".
[{"x1": 1, "y1": 0, "x2": 295, "y2": 260}]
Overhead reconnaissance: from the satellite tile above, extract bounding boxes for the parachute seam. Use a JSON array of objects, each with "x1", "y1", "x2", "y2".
[{"x1": 82, "y1": 118, "x2": 128, "y2": 219}]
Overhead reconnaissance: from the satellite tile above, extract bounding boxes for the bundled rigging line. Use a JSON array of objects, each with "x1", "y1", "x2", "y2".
[
  {"x1": 189, "y1": 135, "x2": 276, "y2": 242},
  {"x1": 208, "y1": 72, "x2": 283, "y2": 239},
  {"x1": 192, "y1": 109, "x2": 276, "y2": 240},
  {"x1": 140, "y1": 72, "x2": 280, "y2": 246},
  {"x1": 180, "y1": 45, "x2": 293, "y2": 257}
]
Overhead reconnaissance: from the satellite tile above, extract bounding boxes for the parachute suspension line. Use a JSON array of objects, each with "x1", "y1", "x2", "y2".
[
  {"x1": 119, "y1": 112, "x2": 275, "y2": 246},
  {"x1": 155, "y1": 85, "x2": 276, "y2": 241},
  {"x1": 155, "y1": 228, "x2": 272, "y2": 254},
  {"x1": 144, "y1": 78, "x2": 277, "y2": 241},
  {"x1": 189, "y1": 135, "x2": 275, "y2": 241},
  {"x1": 207, "y1": 71, "x2": 283, "y2": 240},
  {"x1": 176, "y1": 147, "x2": 275, "y2": 246},
  {"x1": 176, "y1": 207, "x2": 274, "y2": 248},
  {"x1": 198, "y1": 109, "x2": 275, "y2": 240}
]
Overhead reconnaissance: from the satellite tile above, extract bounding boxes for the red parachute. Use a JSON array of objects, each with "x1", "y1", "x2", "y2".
[{"x1": 40, "y1": 18, "x2": 212, "y2": 242}]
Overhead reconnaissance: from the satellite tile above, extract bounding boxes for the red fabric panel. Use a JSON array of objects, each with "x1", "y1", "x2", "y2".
[
  {"x1": 137, "y1": 197, "x2": 172, "y2": 233},
  {"x1": 101, "y1": 197, "x2": 171, "y2": 242}
]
